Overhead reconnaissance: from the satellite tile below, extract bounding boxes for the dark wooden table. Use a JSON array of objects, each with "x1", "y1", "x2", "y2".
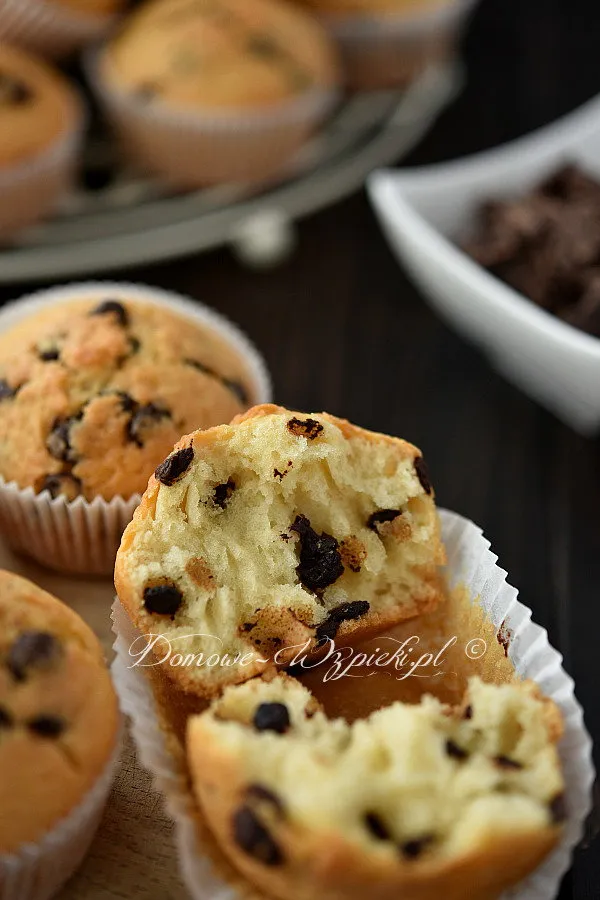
[{"x1": 2, "y1": 0, "x2": 599, "y2": 895}]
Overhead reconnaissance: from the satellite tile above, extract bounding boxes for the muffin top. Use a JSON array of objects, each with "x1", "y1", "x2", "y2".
[
  {"x1": 0, "y1": 570, "x2": 119, "y2": 853},
  {"x1": 0, "y1": 44, "x2": 80, "y2": 169},
  {"x1": 0, "y1": 294, "x2": 257, "y2": 501},
  {"x1": 101, "y1": 0, "x2": 339, "y2": 111}
]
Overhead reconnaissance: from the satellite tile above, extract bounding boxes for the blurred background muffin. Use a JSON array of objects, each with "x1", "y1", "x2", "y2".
[
  {"x1": 0, "y1": 43, "x2": 82, "y2": 238},
  {"x1": 0, "y1": 570, "x2": 119, "y2": 895},
  {"x1": 295, "y1": 0, "x2": 476, "y2": 89},
  {"x1": 93, "y1": 0, "x2": 340, "y2": 187},
  {"x1": 0, "y1": 0, "x2": 126, "y2": 59}
]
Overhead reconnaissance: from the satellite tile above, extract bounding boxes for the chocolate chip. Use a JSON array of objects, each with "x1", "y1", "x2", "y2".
[
  {"x1": 27, "y1": 715, "x2": 66, "y2": 738},
  {"x1": 213, "y1": 478, "x2": 236, "y2": 509},
  {"x1": 37, "y1": 344, "x2": 60, "y2": 362},
  {"x1": 463, "y1": 704, "x2": 473, "y2": 720},
  {"x1": 253, "y1": 703, "x2": 290, "y2": 734},
  {"x1": 46, "y1": 415, "x2": 81, "y2": 463},
  {"x1": 241, "y1": 622, "x2": 257, "y2": 632},
  {"x1": 233, "y1": 806, "x2": 283, "y2": 866},
  {"x1": 36, "y1": 472, "x2": 82, "y2": 502},
  {"x1": 550, "y1": 792, "x2": 567, "y2": 824},
  {"x1": 128, "y1": 336, "x2": 141, "y2": 355},
  {"x1": 0, "y1": 379, "x2": 18, "y2": 401},
  {"x1": 155, "y1": 446, "x2": 194, "y2": 486},
  {"x1": 91, "y1": 300, "x2": 129, "y2": 327},
  {"x1": 365, "y1": 813, "x2": 390, "y2": 841},
  {"x1": 445, "y1": 739, "x2": 468, "y2": 761},
  {"x1": 414, "y1": 457, "x2": 432, "y2": 494},
  {"x1": 401, "y1": 835, "x2": 434, "y2": 859},
  {"x1": 246, "y1": 784, "x2": 285, "y2": 815},
  {"x1": 494, "y1": 755, "x2": 523, "y2": 770},
  {"x1": 222, "y1": 378, "x2": 249, "y2": 405},
  {"x1": 367, "y1": 509, "x2": 402, "y2": 532},
  {"x1": 0, "y1": 707, "x2": 13, "y2": 729},
  {"x1": 143, "y1": 582, "x2": 183, "y2": 616},
  {"x1": 287, "y1": 417, "x2": 324, "y2": 440},
  {"x1": 0, "y1": 72, "x2": 33, "y2": 106},
  {"x1": 128, "y1": 403, "x2": 170, "y2": 447},
  {"x1": 290, "y1": 514, "x2": 344, "y2": 594},
  {"x1": 113, "y1": 391, "x2": 137, "y2": 413},
  {"x1": 315, "y1": 601, "x2": 370, "y2": 645},
  {"x1": 7, "y1": 631, "x2": 61, "y2": 682}
]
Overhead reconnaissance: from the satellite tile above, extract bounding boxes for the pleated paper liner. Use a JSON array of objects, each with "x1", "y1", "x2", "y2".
[
  {"x1": 111, "y1": 508, "x2": 595, "y2": 900},
  {"x1": 0, "y1": 282, "x2": 272, "y2": 576},
  {"x1": 0, "y1": 726, "x2": 122, "y2": 900},
  {"x1": 0, "y1": 105, "x2": 83, "y2": 240},
  {"x1": 0, "y1": 0, "x2": 120, "y2": 59},
  {"x1": 322, "y1": 0, "x2": 478, "y2": 89}
]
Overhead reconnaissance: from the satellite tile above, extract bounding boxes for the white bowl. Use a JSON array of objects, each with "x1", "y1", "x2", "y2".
[{"x1": 368, "y1": 94, "x2": 600, "y2": 435}]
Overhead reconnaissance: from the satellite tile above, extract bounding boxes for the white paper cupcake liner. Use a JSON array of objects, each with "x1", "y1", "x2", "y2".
[
  {"x1": 323, "y1": 0, "x2": 478, "y2": 89},
  {"x1": 89, "y1": 53, "x2": 340, "y2": 189},
  {"x1": 0, "y1": 281, "x2": 272, "y2": 576},
  {"x1": 0, "y1": 726, "x2": 122, "y2": 900},
  {"x1": 110, "y1": 508, "x2": 595, "y2": 900},
  {"x1": 0, "y1": 0, "x2": 119, "y2": 59},
  {"x1": 0, "y1": 111, "x2": 83, "y2": 241}
]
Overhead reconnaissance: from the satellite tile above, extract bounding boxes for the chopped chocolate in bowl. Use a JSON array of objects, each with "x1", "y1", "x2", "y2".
[{"x1": 464, "y1": 163, "x2": 600, "y2": 338}]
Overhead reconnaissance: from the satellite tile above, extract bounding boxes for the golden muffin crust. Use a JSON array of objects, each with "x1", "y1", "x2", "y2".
[
  {"x1": 0, "y1": 295, "x2": 257, "y2": 501},
  {"x1": 0, "y1": 44, "x2": 80, "y2": 169},
  {"x1": 115, "y1": 404, "x2": 446, "y2": 700},
  {"x1": 187, "y1": 674, "x2": 565, "y2": 900},
  {"x1": 101, "y1": 0, "x2": 339, "y2": 110},
  {"x1": 0, "y1": 570, "x2": 119, "y2": 854}
]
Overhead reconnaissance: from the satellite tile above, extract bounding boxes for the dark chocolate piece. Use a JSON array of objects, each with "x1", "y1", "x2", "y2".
[
  {"x1": 315, "y1": 600, "x2": 370, "y2": 645},
  {"x1": 233, "y1": 806, "x2": 283, "y2": 866},
  {"x1": 445, "y1": 739, "x2": 468, "y2": 761},
  {"x1": 400, "y1": 835, "x2": 435, "y2": 860},
  {"x1": 27, "y1": 715, "x2": 66, "y2": 738},
  {"x1": 365, "y1": 813, "x2": 390, "y2": 841},
  {"x1": 0, "y1": 707, "x2": 13, "y2": 729},
  {"x1": 414, "y1": 457, "x2": 432, "y2": 495},
  {"x1": 155, "y1": 446, "x2": 194, "y2": 486},
  {"x1": 90, "y1": 300, "x2": 129, "y2": 327},
  {"x1": 36, "y1": 472, "x2": 82, "y2": 502},
  {"x1": 46, "y1": 415, "x2": 81, "y2": 463},
  {"x1": 287, "y1": 418, "x2": 324, "y2": 440},
  {"x1": 128, "y1": 403, "x2": 170, "y2": 447},
  {"x1": 494, "y1": 755, "x2": 523, "y2": 770},
  {"x1": 7, "y1": 631, "x2": 61, "y2": 682},
  {"x1": 213, "y1": 478, "x2": 236, "y2": 509},
  {"x1": 253, "y1": 703, "x2": 290, "y2": 735},
  {"x1": 290, "y1": 514, "x2": 344, "y2": 594},
  {"x1": 143, "y1": 582, "x2": 183, "y2": 616}
]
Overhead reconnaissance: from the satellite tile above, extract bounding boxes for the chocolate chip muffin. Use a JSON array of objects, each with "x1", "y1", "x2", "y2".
[
  {"x1": 95, "y1": 0, "x2": 340, "y2": 186},
  {"x1": 115, "y1": 404, "x2": 446, "y2": 701},
  {"x1": 0, "y1": 569, "x2": 119, "y2": 858},
  {"x1": 187, "y1": 673, "x2": 565, "y2": 900},
  {"x1": 0, "y1": 44, "x2": 81, "y2": 236},
  {"x1": 0, "y1": 292, "x2": 258, "y2": 503}
]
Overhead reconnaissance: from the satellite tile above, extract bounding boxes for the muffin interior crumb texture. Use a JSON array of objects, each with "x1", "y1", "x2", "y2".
[
  {"x1": 190, "y1": 674, "x2": 565, "y2": 867},
  {"x1": 0, "y1": 295, "x2": 254, "y2": 501},
  {"x1": 116, "y1": 406, "x2": 445, "y2": 695}
]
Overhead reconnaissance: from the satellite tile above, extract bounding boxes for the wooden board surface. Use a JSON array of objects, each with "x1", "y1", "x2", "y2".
[{"x1": 0, "y1": 540, "x2": 185, "y2": 900}]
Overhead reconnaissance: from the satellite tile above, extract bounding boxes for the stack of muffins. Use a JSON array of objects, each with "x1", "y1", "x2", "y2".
[
  {"x1": 0, "y1": 280, "x2": 577, "y2": 900},
  {"x1": 0, "y1": 0, "x2": 476, "y2": 239}
]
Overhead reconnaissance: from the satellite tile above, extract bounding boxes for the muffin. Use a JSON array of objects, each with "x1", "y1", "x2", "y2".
[
  {"x1": 0, "y1": 44, "x2": 82, "y2": 239},
  {"x1": 0, "y1": 283, "x2": 270, "y2": 574},
  {"x1": 94, "y1": 0, "x2": 340, "y2": 188},
  {"x1": 0, "y1": 0, "x2": 125, "y2": 59},
  {"x1": 295, "y1": 0, "x2": 476, "y2": 89},
  {"x1": 115, "y1": 404, "x2": 446, "y2": 705},
  {"x1": 187, "y1": 673, "x2": 566, "y2": 900},
  {"x1": 0, "y1": 570, "x2": 119, "y2": 898}
]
